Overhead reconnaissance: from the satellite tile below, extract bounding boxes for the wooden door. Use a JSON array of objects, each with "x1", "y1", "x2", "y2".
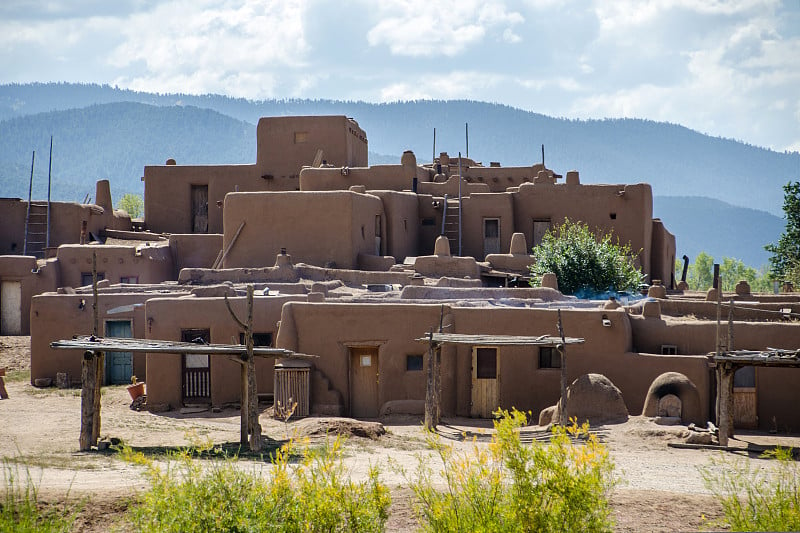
[
  {"x1": 105, "y1": 320, "x2": 133, "y2": 384},
  {"x1": 349, "y1": 347, "x2": 379, "y2": 418},
  {"x1": 533, "y1": 219, "x2": 551, "y2": 247},
  {"x1": 733, "y1": 366, "x2": 757, "y2": 429},
  {"x1": 483, "y1": 218, "x2": 500, "y2": 257},
  {"x1": 471, "y1": 347, "x2": 499, "y2": 418},
  {"x1": 182, "y1": 328, "x2": 211, "y2": 403},
  {"x1": 191, "y1": 185, "x2": 209, "y2": 234},
  {"x1": 0, "y1": 281, "x2": 22, "y2": 335}
]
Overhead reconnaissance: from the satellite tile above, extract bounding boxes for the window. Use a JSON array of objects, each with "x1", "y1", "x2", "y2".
[
  {"x1": 539, "y1": 347, "x2": 561, "y2": 369},
  {"x1": 239, "y1": 332, "x2": 273, "y2": 347},
  {"x1": 406, "y1": 354, "x2": 423, "y2": 371},
  {"x1": 421, "y1": 218, "x2": 435, "y2": 226},
  {"x1": 661, "y1": 344, "x2": 678, "y2": 355},
  {"x1": 120, "y1": 276, "x2": 138, "y2": 284},
  {"x1": 475, "y1": 348, "x2": 497, "y2": 379},
  {"x1": 734, "y1": 366, "x2": 755, "y2": 388},
  {"x1": 294, "y1": 131, "x2": 308, "y2": 144},
  {"x1": 81, "y1": 272, "x2": 105, "y2": 286}
]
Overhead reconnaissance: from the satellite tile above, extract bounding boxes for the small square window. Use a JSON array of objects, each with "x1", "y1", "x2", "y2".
[
  {"x1": 294, "y1": 131, "x2": 308, "y2": 144},
  {"x1": 406, "y1": 354, "x2": 423, "y2": 371},
  {"x1": 361, "y1": 355, "x2": 372, "y2": 367},
  {"x1": 661, "y1": 344, "x2": 678, "y2": 355},
  {"x1": 81, "y1": 272, "x2": 105, "y2": 286},
  {"x1": 120, "y1": 276, "x2": 138, "y2": 284},
  {"x1": 239, "y1": 332, "x2": 273, "y2": 347},
  {"x1": 475, "y1": 348, "x2": 497, "y2": 379},
  {"x1": 539, "y1": 347, "x2": 561, "y2": 369}
]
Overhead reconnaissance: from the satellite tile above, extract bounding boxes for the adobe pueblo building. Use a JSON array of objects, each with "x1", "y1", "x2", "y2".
[{"x1": 2, "y1": 115, "x2": 799, "y2": 433}]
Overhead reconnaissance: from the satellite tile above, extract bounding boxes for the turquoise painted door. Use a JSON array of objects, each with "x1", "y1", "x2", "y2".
[{"x1": 105, "y1": 320, "x2": 133, "y2": 384}]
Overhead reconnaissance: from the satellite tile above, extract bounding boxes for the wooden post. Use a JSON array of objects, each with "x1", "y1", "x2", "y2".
[
  {"x1": 424, "y1": 331, "x2": 435, "y2": 431},
  {"x1": 717, "y1": 362, "x2": 735, "y2": 446},
  {"x1": 80, "y1": 350, "x2": 96, "y2": 451},
  {"x1": 91, "y1": 252, "x2": 102, "y2": 445},
  {"x1": 557, "y1": 309, "x2": 568, "y2": 426},
  {"x1": 727, "y1": 299, "x2": 734, "y2": 352},
  {"x1": 245, "y1": 285, "x2": 261, "y2": 451}
]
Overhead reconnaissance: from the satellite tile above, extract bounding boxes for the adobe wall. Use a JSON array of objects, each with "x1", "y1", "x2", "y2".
[
  {"x1": 144, "y1": 295, "x2": 305, "y2": 409},
  {"x1": 460, "y1": 193, "x2": 515, "y2": 260},
  {"x1": 417, "y1": 194, "x2": 441, "y2": 256},
  {"x1": 55, "y1": 244, "x2": 174, "y2": 288},
  {"x1": 363, "y1": 191, "x2": 419, "y2": 263},
  {"x1": 30, "y1": 292, "x2": 152, "y2": 383},
  {"x1": 143, "y1": 164, "x2": 262, "y2": 234},
  {"x1": 650, "y1": 219, "x2": 676, "y2": 287},
  {"x1": 416, "y1": 176, "x2": 490, "y2": 197},
  {"x1": 461, "y1": 163, "x2": 550, "y2": 193},
  {"x1": 512, "y1": 182, "x2": 653, "y2": 277},
  {"x1": 256, "y1": 116, "x2": 368, "y2": 180},
  {"x1": 222, "y1": 191, "x2": 384, "y2": 269},
  {"x1": 169, "y1": 234, "x2": 223, "y2": 276},
  {"x1": 0, "y1": 256, "x2": 58, "y2": 334}
]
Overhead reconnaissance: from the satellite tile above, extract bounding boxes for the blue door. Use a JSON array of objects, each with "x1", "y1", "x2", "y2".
[{"x1": 105, "y1": 320, "x2": 133, "y2": 384}]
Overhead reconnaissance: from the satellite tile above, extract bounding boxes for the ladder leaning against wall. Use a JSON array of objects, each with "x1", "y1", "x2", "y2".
[{"x1": 23, "y1": 137, "x2": 53, "y2": 259}]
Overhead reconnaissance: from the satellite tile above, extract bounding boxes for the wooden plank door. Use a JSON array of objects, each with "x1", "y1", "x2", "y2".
[
  {"x1": 182, "y1": 328, "x2": 211, "y2": 403},
  {"x1": 483, "y1": 218, "x2": 501, "y2": 257},
  {"x1": 105, "y1": 320, "x2": 133, "y2": 384},
  {"x1": 533, "y1": 219, "x2": 551, "y2": 247},
  {"x1": 733, "y1": 366, "x2": 757, "y2": 429},
  {"x1": 191, "y1": 185, "x2": 209, "y2": 234},
  {"x1": 471, "y1": 347, "x2": 499, "y2": 418},
  {"x1": 0, "y1": 280, "x2": 22, "y2": 335},
  {"x1": 349, "y1": 347, "x2": 379, "y2": 418}
]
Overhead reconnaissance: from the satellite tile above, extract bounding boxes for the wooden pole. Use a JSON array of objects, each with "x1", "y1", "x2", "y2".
[
  {"x1": 80, "y1": 350, "x2": 96, "y2": 451},
  {"x1": 717, "y1": 362, "x2": 735, "y2": 446},
  {"x1": 424, "y1": 330, "x2": 435, "y2": 431},
  {"x1": 245, "y1": 285, "x2": 261, "y2": 451},
  {"x1": 557, "y1": 309, "x2": 568, "y2": 426},
  {"x1": 91, "y1": 252, "x2": 102, "y2": 444},
  {"x1": 727, "y1": 299, "x2": 734, "y2": 353}
]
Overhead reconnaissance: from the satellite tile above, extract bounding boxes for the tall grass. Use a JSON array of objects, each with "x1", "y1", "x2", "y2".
[
  {"x1": 701, "y1": 447, "x2": 800, "y2": 531},
  {"x1": 1, "y1": 459, "x2": 75, "y2": 533},
  {"x1": 123, "y1": 436, "x2": 390, "y2": 532},
  {"x1": 405, "y1": 409, "x2": 616, "y2": 533}
]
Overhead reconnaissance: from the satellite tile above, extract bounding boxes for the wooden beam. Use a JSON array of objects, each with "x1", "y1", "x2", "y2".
[
  {"x1": 80, "y1": 350, "x2": 96, "y2": 451},
  {"x1": 557, "y1": 309, "x2": 568, "y2": 426},
  {"x1": 717, "y1": 362, "x2": 735, "y2": 447},
  {"x1": 214, "y1": 221, "x2": 245, "y2": 269},
  {"x1": 424, "y1": 331, "x2": 436, "y2": 431}
]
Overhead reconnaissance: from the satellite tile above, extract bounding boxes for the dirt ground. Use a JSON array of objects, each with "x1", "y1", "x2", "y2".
[{"x1": 2, "y1": 336, "x2": 796, "y2": 532}]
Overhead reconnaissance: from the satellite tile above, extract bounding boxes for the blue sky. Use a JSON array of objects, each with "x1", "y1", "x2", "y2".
[{"x1": 2, "y1": 0, "x2": 799, "y2": 152}]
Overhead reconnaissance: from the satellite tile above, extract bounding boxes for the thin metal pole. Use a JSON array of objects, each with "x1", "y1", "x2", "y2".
[
  {"x1": 465, "y1": 123, "x2": 469, "y2": 159},
  {"x1": 541, "y1": 144, "x2": 545, "y2": 167},
  {"x1": 458, "y1": 152, "x2": 462, "y2": 256},
  {"x1": 23, "y1": 151, "x2": 35, "y2": 255},
  {"x1": 715, "y1": 264, "x2": 721, "y2": 355},
  {"x1": 46, "y1": 136, "x2": 52, "y2": 249},
  {"x1": 432, "y1": 128, "x2": 436, "y2": 164}
]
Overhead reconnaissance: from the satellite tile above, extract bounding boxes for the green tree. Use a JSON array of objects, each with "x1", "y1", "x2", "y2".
[
  {"x1": 116, "y1": 193, "x2": 143, "y2": 218},
  {"x1": 687, "y1": 252, "x2": 715, "y2": 290},
  {"x1": 529, "y1": 218, "x2": 642, "y2": 296},
  {"x1": 765, "y1": 181, "x2": 800, "y2": 280}
]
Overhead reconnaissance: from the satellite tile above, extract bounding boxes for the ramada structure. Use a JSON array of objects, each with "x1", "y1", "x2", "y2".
[{"x1": 1, "y1": 115, "x2": 799, "y2": 432}]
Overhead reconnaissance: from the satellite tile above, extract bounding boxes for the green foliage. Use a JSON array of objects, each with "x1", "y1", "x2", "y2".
[
  {"x1": 701, "y1": 447, "x2": 800, "y2": 531},
  {"x1": 124, "y1": 437, "x2": 390, "y2": 533},
  {"x1": 116, "y1": 192, "x2": 143, "y2": 218},
  {"x1": 529, "y1": 218, "x2": 642, "y2": 296},
  {"x1": 1, "y1": 459, "x2": 76, "y2": 533},
  {"x1": 677, "y1": 252, "x2": 773, "y2": 292},
  {"x1": 407, "y1": 410, "x2": 616, "y2": 532},
  {"x1": 766, "y1": 181, "x2": 800, "y2": 280}
]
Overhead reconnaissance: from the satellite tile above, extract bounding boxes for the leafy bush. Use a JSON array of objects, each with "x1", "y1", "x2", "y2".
[
  {"x1": 407, "y1": 410, "x2": 616, "y2": 532},
  {"x1": 1, "y1": 459, "x2": 76, "y2": 533},
  {"x1": 529, "y1": 218, "x2": 642, "y2": 296},
  {"x1": 124, "y1": 437, "x2": 390, "y2": 533},
  {"x1": 700, "y1": 447, "x2": 800, "y2": 531},
  {"x1": 115, "y1": 193, "x2": 143, "y2": 218}
]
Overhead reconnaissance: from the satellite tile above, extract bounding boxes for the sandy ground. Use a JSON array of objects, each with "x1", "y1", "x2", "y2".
[{"x1": 2, "y1": 335, "x2": 796, "y2": 531}]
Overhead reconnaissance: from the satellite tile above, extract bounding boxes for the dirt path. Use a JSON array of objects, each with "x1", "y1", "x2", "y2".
[{"x1": 3, "y1": 335, "x2": 787, "y2": 531}]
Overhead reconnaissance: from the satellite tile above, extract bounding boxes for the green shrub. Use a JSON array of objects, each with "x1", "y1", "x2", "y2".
[
  {"x1": 1, "y1": 459, "x2": 76, "y2": 533},
  {"x1": 529, "y1": 218, "x2": 642, "y2": 296},
  {"x1": 124, "y1": 436, "x2": 390, "y2": 532},
  {"x1": 407, "y1": 409, "x2": 616, "y2": 532},
  {"x1": 700, "y1": 447, "x2": 800, "y2": 531}
]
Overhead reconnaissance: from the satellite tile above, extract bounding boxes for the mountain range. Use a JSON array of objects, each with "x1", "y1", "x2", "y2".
[{"x1": 0, "y1": 82, "x2": 794, "y2": 268}]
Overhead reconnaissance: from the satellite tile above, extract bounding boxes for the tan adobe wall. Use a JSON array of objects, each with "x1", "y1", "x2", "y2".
[
  {"x1": 461, "y1": 163, "x2": 551, "y2": 192},
  {"x1": 0, "y1": 256, "x2": 58, "y2": 334},
  {"x1": 512, "y1": 182, "x2": 653, "y2": 277},
  {"x1": 299, "y1": 164, "x2": 427, "y2": 192},
  {"x1": 144, "y1": 295, "x2": 305, "y2": 408},
  {"x1": 222, "y1": 191, "x2": 385, "y2": 269},
  {"x1": 417, "y1": 176, "x2": 491, "y2": 197},
  {"x1": 168, "y1": 234, "x2": 223, "y2": 276},
  {"x1": 55, "y1": 244, "x2": 174, "y2": 288},
  {"x1": 257, "y1": 116, "x2": 368, "y2": 180},
  {"x1": 30, "y1": 292, "x2": 152, "y2": 383},
  {"x1": 650, "y1": 219, "x2": 676, "y2": 287},
  {"x1": 368, "y1": 191, "x2": 419, "y2": 263},
  {"x1": 459, "y1": 192, "x2": 515, "y2": 260}
]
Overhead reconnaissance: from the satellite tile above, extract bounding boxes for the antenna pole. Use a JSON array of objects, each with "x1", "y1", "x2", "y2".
[
  {"x1": 432, "y1": 127, "x2": 436, "y2": 164},
  {"x1": 541, "y1": 144, "x2": 545, "y2": 167},
  {"x1": 465, "y1": 122, "x2": 469, "y2": 159},
  {"x1": 47, "y1": 136, "x2": 53, "y2": 249},
  {"x1": 458, "y1": 152, "x2": 462, "y2": 257}
]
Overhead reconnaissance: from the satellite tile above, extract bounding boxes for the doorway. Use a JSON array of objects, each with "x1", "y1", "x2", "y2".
[
  {"x1": 533, "y1": 219, "x2": 551, "y2": 247},
  {"x1": 349, "y1": 346, "x2": 379, "y2": 418},
  {"x1": 483, "y1": 218, "x2": 501, "y2": 257},
  {"x1": 0, "y1": 280, "x2": 22, "y2": 335},
  {"x1": 182, "y1": 328, "x2": 211, "y2": 403},
  {"x1": 471, "y1": 347, "x2": 499, "y2": 418},
  {"x1": 733, "y1": 366, "x2": 757, "y2": 429},
  {"x1": 191, "y1": 185, "x2": 209, "y2": 234},
  {"x1": 105, "y1": 320, "x2": 133, "y2": 384}
]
